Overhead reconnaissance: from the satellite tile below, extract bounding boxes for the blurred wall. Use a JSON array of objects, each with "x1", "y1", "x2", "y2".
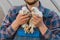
[{"x1": 0, "y1": 7, "x2": 4, "y2": 25}]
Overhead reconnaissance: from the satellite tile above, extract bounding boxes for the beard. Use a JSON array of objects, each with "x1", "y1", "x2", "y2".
[{"x1": 25, "y1": 0, "x2": 39, "y2": 5}]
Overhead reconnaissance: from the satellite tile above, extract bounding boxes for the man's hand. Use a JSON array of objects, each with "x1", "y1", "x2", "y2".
[
  {"x1": 11, "y1": 10, "x2": 30, "y2": 31},
  {"x1": 15, "y1": 10, "x2": 30, "y2": 26},
  {"x1": 31, "y1": 14, "x2": 48, "y2": 35},
  {"x1": 31, "y1": 14, "x2": 43, "y2": 27}
]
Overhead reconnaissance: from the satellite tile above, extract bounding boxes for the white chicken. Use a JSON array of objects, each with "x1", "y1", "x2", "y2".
[
  {"x1": 29, "y1": 7, "x2": 43, "y2": 33},
  {"x1": 19, "y1": 7, "x2": 43, "y2": 34},
  {"x1": 19, "y1": 7, "x2": 30, "y2": 33},
  {"x1": 31, "y1": 7, "x2": 43, "y2": 17}
]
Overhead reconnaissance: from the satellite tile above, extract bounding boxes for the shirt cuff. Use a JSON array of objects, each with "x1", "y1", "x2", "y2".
[
  {"x1": 7, "y1": 25, "x2": 15, "y2": 35},
  {"x1": 43, "y1": 29, "x2": 52, "y2": 39}
]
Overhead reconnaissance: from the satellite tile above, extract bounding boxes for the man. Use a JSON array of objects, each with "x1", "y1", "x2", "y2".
[{"x1": 0, "y1": 0, "x2": 60, "y2": 40}]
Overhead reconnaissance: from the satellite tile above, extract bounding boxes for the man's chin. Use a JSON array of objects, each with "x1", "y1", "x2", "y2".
[
  {"x1": 26, "y1": 2, "x2": 36, "y2": 5},
  {"x1": 25, "y1": 0, "x2": 39, "y2": 5}
]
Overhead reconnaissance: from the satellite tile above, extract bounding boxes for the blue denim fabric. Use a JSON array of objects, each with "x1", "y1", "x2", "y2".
[{"x1": 13, "y1": 35, "x2": 40, "y2": 40}]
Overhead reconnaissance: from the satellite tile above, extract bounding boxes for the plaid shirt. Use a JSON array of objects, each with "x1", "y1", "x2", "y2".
[{"x1": 0, "y1": 2, "x2": 60, "y2": 40}]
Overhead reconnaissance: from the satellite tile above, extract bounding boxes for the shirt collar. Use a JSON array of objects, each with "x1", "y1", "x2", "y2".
[{"x1": 26, "y1": 1, "x2": 42, "y2": 12}]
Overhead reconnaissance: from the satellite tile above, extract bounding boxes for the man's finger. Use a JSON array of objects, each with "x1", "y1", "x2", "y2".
[
  {"x1": 22, "y1": 18, "x2": 29, "y2": 21},
  {"x1": 22, "y1": 14, "x2": 30, "y2": 19},
  {"x1": 33, "y1": 14, "x2": 41, "y2": 18},
  {"x1": 19, "y1": 10, "x2": 27, "y2": 16}
]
